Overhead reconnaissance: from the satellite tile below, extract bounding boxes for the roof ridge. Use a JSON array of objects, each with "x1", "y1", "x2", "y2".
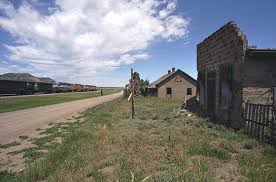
[{"x1": 148, "y1": 69, "x2": 196, "y2": 88}]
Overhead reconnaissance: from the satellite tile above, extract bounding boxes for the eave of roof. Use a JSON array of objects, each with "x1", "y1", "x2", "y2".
[
  {"x1": 246, "y1": 48, "x2": 276, "y2": 57},
  {"x1": 148, "y1": 72, "x2": 173, "y2": 88}
]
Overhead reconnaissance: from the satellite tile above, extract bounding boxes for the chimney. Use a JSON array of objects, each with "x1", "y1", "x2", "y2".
[
  {"x1": 168, "y1": 70, "x2": 171, "y2": 74},
  {"x1": 172, "y1": 67, "x2": 176, "y2": 72}
]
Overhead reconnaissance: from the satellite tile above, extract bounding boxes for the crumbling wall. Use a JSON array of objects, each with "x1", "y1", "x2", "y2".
[
  {"x1": 197, "y1": 21, "x2": 248, "y2": 71},
  {"x1": 197, "y1": 21, "x2": 248, "y2": 129}
]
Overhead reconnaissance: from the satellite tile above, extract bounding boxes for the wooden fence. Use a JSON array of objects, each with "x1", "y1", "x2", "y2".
[{"x1": 243, "y1": 102, "x2": 276, "y2": 144}]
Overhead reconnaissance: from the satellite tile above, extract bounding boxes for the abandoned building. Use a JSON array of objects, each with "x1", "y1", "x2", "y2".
[
  {"x1": 197, "y1": 21, "x2": 276, "y2": 129},
  {"x1": 146, "y1": 68, "x2": 197, "y2": 100}
]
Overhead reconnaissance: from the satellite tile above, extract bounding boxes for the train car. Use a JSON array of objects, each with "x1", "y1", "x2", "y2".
[
  {"x1": 0, "y1": 80, "x2": 53, "y2": 95},
  {"x1": 70, "y1": 84, "x2": 83, "y2": 92},
  {"x1": 53, "y1": 82, "x2": 72, "y2": 93},
  {"x1": 0, "y1": 80, "x2": 32, "y2": 95},
  {"x1": 37, "y1": 82, "x2": 53, "y2": 93},
  {"x1": 80, "y1": 85, "x2": 97, "y2": 92}
]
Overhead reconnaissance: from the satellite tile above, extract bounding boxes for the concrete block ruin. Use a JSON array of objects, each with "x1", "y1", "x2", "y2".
[{"x1": 197, "y1": 21, "x2": 276, "y2": 129}]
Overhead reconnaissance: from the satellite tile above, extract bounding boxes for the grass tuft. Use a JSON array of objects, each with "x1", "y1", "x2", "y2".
[
  {"x1": 0, "y1": 141, "x2": 21, "y2": 149},
  {"x1": 188, "y1": 142, "x2": 231, "y2": 160}
]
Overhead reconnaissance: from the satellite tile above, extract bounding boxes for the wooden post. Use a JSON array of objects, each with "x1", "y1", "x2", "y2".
[
  {"x1": 273, "y1": 87, "x2": 275, "y2": 107},
  {"x1": 131, "y1": 68, "x2": 135, "y2": 119},
  {"x1": 270, "y1": 106, "x2": 276, "y2": 145}
]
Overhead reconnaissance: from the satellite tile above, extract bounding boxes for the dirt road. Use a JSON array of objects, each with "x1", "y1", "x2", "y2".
[{"x1": 0, "y1": 91, "x2": 123, "y2": 143}]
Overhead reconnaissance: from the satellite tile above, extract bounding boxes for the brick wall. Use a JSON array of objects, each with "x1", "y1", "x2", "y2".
[{"x1": 197, "y1": 21, "x2": 248, "y2": 72}]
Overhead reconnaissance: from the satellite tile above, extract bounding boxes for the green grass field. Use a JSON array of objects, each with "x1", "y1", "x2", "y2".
[
  {"x1": 1, "y1": 97, "x2": 276, "y2": 181},
  {"x1": 0, "y1": 89, "x2": 120, "y2": 113}
]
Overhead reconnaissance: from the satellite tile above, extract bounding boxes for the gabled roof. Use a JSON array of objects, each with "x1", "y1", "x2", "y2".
[
  {"x1": 148, "y1": 69, "x2": 197, "y2": 88},
  {"x1": 148, "y1": 72, "x2": 174, "y2": 88}
]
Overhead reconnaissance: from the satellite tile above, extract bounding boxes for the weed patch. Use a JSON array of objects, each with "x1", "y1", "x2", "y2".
[
  {"x1": 188, "y1": 142, "x2": 231, "y2": 160},
  {"x1": 0, "y1": 141, "x2": 21, "y2": 149}
]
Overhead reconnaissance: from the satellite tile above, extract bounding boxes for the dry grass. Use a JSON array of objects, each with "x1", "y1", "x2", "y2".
[{"x1": 1, "y1": 97, "x2": 276, "y2": 182}]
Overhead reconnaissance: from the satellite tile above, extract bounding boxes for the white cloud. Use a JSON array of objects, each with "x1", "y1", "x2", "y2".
[{"x1": 0, "y1": 0, "x2": 189, "y2": 85}]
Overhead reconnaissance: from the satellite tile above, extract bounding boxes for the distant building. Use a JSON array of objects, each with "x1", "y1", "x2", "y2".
[
  {"x1": 197, "y1": 21, "x2": 276, "y2": 129},
  {"x1": 146, "y1": 68, "x2": 197, "y2": 100}
]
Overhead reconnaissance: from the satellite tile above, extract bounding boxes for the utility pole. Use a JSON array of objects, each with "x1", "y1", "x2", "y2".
[{"x1": 131, "y1": 68, "x2": 135, "y2": 119}]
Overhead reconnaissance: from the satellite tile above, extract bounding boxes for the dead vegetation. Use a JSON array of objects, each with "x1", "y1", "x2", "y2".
[{"x1": 1, "y1": 97, "x2": 275, "y2": 181}]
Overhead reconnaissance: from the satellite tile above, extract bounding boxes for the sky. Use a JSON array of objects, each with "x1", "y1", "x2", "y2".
[{"x1": 0, "y1": 0, "x2": 275, "y2": 86}]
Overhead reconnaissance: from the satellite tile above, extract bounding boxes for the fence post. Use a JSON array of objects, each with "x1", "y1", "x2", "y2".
[
  {"x1": 131, "y1": 68, "x2": 135, "y2": 119},
  {"x1": 271, "y1": 107, "x2": 276, "y2": 145}
]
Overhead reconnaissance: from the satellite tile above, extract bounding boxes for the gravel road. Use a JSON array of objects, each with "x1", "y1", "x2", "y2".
[{"x1": 0, "y1": 91, "x2": 123, "y2": 143}]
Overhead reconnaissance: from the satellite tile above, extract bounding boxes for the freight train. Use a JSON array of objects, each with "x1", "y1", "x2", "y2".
[
  {"x1": 0, "y1": 80, "x2": 97, "y2": 95},
  {"x1": 0, "y1": 80, "x2": 53, "y2": 95},
  {"x1": 53, "y1": 82, "x2": 97, "y2": 93}
]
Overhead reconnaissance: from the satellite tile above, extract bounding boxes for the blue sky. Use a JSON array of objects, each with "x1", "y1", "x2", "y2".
[{"x1": 0, "y1": 0, "x2": 275, "y2": 86}]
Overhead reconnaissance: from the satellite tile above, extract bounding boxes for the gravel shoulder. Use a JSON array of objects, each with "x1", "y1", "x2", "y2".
[{"x1": 0, "y1": 91, "x2": 123, "y2": 144}]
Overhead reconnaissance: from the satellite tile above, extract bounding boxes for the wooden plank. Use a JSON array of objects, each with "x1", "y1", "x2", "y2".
[
  {"x1": 271, "y1": 107, "x2": 276, "y2": 144},
  {"x1": 257, "y1": 105, "x2": 262, "y2": 139},
  {"x1": 245, "y1": 102, "x2": 249, "y2": 120},
  {"x1": 265, "y1": 106, "x2": 270, "y2": 126},
  {"x1": 244, "y1": 103, "x2": 248, "y2": 129},
  {"x1": 251, "y1": 105, "x2": 256, "y2": 135},
  {"x1": 254, "y1": 105, "x2": 259, "y2": 138},
  {"x1": 262, "y1": 106, "x2": 267, "y2": 140},
  {"x1": 259, "y1": 105, "x2": 264, "y2": 141},
  {"x1": 247, "y1": 104, "x2": 252, "y2": 133},
  {"x1": 253, "y1": 105, "x2": 258, "y2": 136},
  {"x1": 265, "y1": 106, "x2": 270, "y2": 141},
  {"x1": 244, "y1": 103, "x2": 248, "y2": 132}
]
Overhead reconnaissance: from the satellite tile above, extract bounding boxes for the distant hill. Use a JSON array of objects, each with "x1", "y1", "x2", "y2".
[
  {"x1": 38, "y1": 77, "x2": 56, "y2": 84},
  {"x1": 0, "y1": 73, "x2": 56, "y2": 84}
]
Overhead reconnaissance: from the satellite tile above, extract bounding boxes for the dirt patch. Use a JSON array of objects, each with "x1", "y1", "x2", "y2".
[
  {"x1": 214, "y1": 160, "x2": 242, "y2": 182},
  {"x1": 0, "y1": 116, "x2": 88, "y2": 172},
  {"x1": 99, "y1": 165, "x2": 120, "y2": 181}
]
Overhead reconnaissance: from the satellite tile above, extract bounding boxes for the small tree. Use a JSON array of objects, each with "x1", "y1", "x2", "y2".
[
  {"x1": 140, "y1": 79, "x2": 149, "y2": 96},
  {"x1": 125, "y1": 72, "x2": 141, "y2": 97}
]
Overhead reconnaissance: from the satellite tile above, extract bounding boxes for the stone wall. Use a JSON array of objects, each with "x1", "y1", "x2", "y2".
[
  {"x1": 197, "y1": 21, "x2": 248, "y2": 129},
  {"x1": 158, "y1": 73, "x2": 196, "y2": 101}
]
